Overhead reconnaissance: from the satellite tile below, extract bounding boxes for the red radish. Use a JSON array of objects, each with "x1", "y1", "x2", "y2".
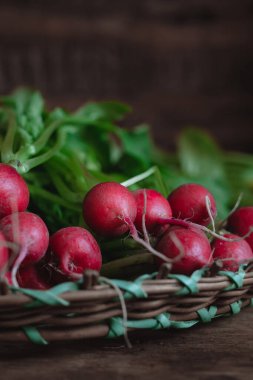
[
  {"x1": 49, "y1": 227, "x2": 102, "y2": 280},
  {"x1": 227, "y1": 207, "x2": 253, "y2": 250},
  {"x1": 83, "y1": 182, "x2": 137, "y2": 238},
  {"x1": 0, "y1": 231, "x2": 9, "y2": 272},
  {"x1": 212, "y1": 233, "x2": 253, "y2": 271},
  {"x1": 17, "y1": 265, "x2": 51, "y2": 290},
  {"x1": 0, "y1": 212, "x2": 49, "y2": 269},
  {"x1": 168, "y1": 183, "x2": 217, "y2": 226},
  {"x1": 83, "y1": 182, "x2": 179, "y2": 264},
  {"x1": 133, "y1": 189, "x2": 172, "y2": 234},
  {"x1": 156, "y1": 227, "x2": 213, "y2": 275},
  {"x1": 0, "y1": 163, "x2": 29, "y2": 218},
  {"x1": 3, "y1": 271, "x2": 13, "y2": 285}
]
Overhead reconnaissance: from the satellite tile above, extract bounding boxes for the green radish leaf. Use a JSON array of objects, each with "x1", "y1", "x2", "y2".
[
  {"x1": 76, "y1": 126, "x2": 113, "y2": 170},
  {"x1": 45, "y1": 107, "x2": 68, "y2": 123},
  {"x1": 115, "y1": 125, "x2": 153, "y2": 174},
  {"x1": 1, "y1": 87, "x2": 253, "y2": 234},
  {"x1": 2, "y1": 88, "x2": 44, "y2": 140},
  {"x1": 178, "y1": 128, "x2": 224, "y2": 180},
  {"x1": 75, "y1": 101, "x2": 131, "y2": 122},
  {"x1": 193, "y1": 177, "x2": 231, "y2": 221}
]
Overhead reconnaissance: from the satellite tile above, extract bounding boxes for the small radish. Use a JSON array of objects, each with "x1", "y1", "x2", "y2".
[
  {"x1": 0, "y1": 163, "x2": 30, "y2": 218},
  {"x1": 133, "y1": 189, "x2": 172, "y2": 234},
  {"x1": 83, "y1": 182, "x2": 137, "y2": 238},
  {"x1": 0, "y1": 212, "x2": 49, "y2": 286},
  {"x1": 227, "y1": 207, "x2": 253, "y2": 250},
  {"x1": 0, "y1": 212, "x2": 49, "y2": 266},
  {"x1": 0, "y1": 231, "x2": 9, "y2": 272},
  {"x1": 212, "y1": 233, "x2": 253, "y2": 271},
  {"x1": 17, "y1": 265, "x2": 51, "y2": 290},
  {"x1": 156, "y1": 227, "x2": 213, "y2": 275},
  {"x1": 49, "y1": 227, "x2": 102, "y2": 280},
  {"x1": 83, "y1": 182, "x2": 172, "y2": 263},
  {"x1": 168, "y1": 183, "x2": 217, "y2": 226}
]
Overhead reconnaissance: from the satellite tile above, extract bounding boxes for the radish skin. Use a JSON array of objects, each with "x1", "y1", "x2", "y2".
[
  {"x1": 49, "y1": 227, "x2": 102, "y2": 280},
  {"x1": 156, "y1": 227, "x2": 213, "y2": 275},
  {"x1": 133, "y1": 189, "x2": 172, "y2": 234},
  {"x1": 168, "y1": 183, "x2": 217, "y2": 226},
  {"x1": 0, "y1": 212, "x2": 49, "y2": 267},
  {"x1": 227, "y1": 207, "x2": 253, "y2": 251},
  {"x1": 17, "y1": 265, "x2": 51, "y2": 290},
  {"x1": 0, "y1": 163, "x2": 29, "y2": 218},
  {"x1": 212, "y1": 233, "x2": 253, "y2": 271},
  {"x1": 83, "y1": 182, "x2": 137, "y2": 238}
]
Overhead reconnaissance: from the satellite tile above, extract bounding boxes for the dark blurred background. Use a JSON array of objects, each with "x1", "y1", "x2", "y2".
[{"x1": 0, "y1": 0, "x2": 252, "y2": 152}]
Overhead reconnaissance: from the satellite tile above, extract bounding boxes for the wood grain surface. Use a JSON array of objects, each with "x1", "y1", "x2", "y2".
[
  {"x1": 0, "y1": 0, "x2": 252, "y2": 151},
  {"x1": 1, "y1": 308, "x2": 253, "y2": 380}
]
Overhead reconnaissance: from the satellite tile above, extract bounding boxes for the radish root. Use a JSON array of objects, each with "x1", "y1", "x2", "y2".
[
  {"x1": 205, "y1": 196, "x2": 216, "y2": 233},
  {"x1": 99, "y1": 276, "x2": 132, "y2": 348},
  {"x1": 141, "y1": 189, "x2": 150, "y2": 244},
  {"x1": 124, "y1": 216, "x2": 173, "y2": 264},
  {"x1": 11, "y1": 245, "x2": 28, "y2": 287},
  {"x1": 168, "y1": 231, "x2": 185, "y2": 263},
  {"x1": 156, "y1": 217, "x2": 253, "y2": 242}
]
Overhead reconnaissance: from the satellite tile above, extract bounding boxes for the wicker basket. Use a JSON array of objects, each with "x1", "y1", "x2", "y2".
[{"x1": 0, "y1": 260, "x2": 253, "y2": 345}]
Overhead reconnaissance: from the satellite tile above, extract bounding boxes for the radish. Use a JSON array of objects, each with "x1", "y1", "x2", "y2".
[
  {"x1": 131, "y1": 185, "x2": 235, "y2": 245},
  {"x1": 133, "y1": 189, "x2": 172, "y2": 234},
  {"x1": 0, "y1": 212, "x2": 49, "y2": 285},
  {"x1": 227, "y1": 207, "x2": 253, "y2": 250},
  {"x1": 212, "y1": 233, "x2": 253, "y2": 271},
  {"x1": 49, "y1": 227, "x2": 102, "y2": 280},
  {"x1": 83, "y1": 182, "x2": 137, "y2": 238},
  {"x1": 0, "y1": 231, "x2": 9, "y2": 273},
  {"x1": 155, "y1": 227, "x2": 213, "y2": 275},
  {"x1": 83, "y1": 182, "x2": 173, "y2": 263},
  {"x1": 0, "y1": 163, "x2": 29, "y2": 218},
  {"x1": 168, "y1": 183, "x2": 217, "y2": 226},
  {"x1": 17, "y1": 265, "x2": 51, "y2": 290}
]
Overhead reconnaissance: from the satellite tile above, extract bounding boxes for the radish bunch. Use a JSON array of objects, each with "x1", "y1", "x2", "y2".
[
  {"x1": 1, "y1": 162, "x2": 253, "y2": 292},
  {"x1": 82, "y1": 181, "x2": 253, "y2": 275},
  {"x1": 0, "y1": 164, "x2": 50, "y2": 287},
  {"x1": 0, "y1": 164, "x2": 102, "y2": 289}
]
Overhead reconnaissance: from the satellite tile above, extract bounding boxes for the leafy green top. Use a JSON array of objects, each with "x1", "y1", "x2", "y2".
[{"x1": 0, "y1": 88, "x2": 251, "y2": 232}]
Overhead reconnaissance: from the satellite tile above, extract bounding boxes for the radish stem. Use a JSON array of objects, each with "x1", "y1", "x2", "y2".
[
  {"x1": 142, "y1": 189, "x2": 150, "y2": 244},
  {"x1": 156, "y1": 217, "x2": 253, "y2": 242},
  {"x1": 124, "y1": 217, "x2": 172, "y2": 263},
  {"x1": 11, "y1": 245, "x2": 28, "y2": 287},
  {"x1": 121, "y1": 166, "x2": 157, "y2": 187}
]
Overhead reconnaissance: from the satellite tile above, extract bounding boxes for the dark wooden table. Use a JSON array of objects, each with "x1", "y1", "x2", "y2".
[{"x1": 1, "y1": 308, "x2": 253, "y2": 379}]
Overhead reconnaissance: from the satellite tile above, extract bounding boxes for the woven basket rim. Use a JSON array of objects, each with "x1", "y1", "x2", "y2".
[{"x1": 0, "y1": 263, "x2": 253, "y2": 345}]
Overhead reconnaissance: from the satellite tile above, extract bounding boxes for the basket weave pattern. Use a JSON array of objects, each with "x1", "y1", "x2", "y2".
[{"x1": 0, "y1": 263, "x2": 253, "y2": 344}]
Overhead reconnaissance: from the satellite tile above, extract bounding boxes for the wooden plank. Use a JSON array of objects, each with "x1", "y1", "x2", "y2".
[
  {"x1": 1, "y1": 308, "x2": 253, "y2": 379},
  {"x1": 0, "y1": 10, "x2": 251, "y2": 48},
  {"x1": 0, "y1": 0, "x2": 253, "y2": 21},
  {"x1": 0, "y1": 1, "x2": 251, "y2": 151},
  {"x1": 0, "y1": 43, "x2": 252, "y2": 94}
]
